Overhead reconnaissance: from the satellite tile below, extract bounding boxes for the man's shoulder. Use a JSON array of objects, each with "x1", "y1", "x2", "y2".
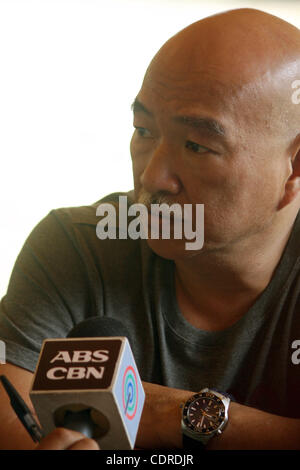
[
  {"x1": 44, "y1": 189, "x2": 153, "y2": 271},
  {"x1": 49, "y1": 190, "x2": 135, "y2": 227}
]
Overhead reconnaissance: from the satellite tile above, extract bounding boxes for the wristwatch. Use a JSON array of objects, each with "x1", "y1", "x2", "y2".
[{"x1": 181, "y1": 388, "x2": 231, "y2": 449}]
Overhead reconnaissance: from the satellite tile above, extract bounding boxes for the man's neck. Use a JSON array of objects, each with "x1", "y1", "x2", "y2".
[{"x1": 174, "y1": 209, "x2": 298, "y2": 331}]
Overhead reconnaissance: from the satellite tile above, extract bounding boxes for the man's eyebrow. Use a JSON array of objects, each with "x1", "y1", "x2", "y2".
[
  {"x1": 131, "y1": 98, "x2": 153, "y2": 117},
  {"x1": 174, "y1": 115, "x2": 226, "y2": 138},
  {"x1": 131, "y1": 98, "x2": 226, "y2": 139}
]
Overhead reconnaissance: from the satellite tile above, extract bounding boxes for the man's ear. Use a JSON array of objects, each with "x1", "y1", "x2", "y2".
[{"x1": 277, "y1": 145, "x2": 300, "y2": 210}]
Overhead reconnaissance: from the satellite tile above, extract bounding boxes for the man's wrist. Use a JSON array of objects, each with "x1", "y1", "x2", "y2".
[{"x1": 137, "y1": 382, "x2": 193, "y2": 449}]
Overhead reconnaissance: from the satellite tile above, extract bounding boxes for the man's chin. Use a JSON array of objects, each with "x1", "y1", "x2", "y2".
[
  {"x1": 144, "y1": 235, "x2": 236, "y2": 261},
  {"x1": 144, "y1": 237, "x2": 203, "y2": 261}
]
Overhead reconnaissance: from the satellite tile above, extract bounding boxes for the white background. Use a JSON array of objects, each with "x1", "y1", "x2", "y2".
[{"x1": 1, "y1": 0, "x2": 300, "y2": 298}]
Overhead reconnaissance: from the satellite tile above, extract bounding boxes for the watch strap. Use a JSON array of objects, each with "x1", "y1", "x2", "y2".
[
  {"x1": 211, "y1": 389, "x2": 235, "y2": 402},
  {"x1": 182, "y1": 433, "x2": 206, "y2": 450}
]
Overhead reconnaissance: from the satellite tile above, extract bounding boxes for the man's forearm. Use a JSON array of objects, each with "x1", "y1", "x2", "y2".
[
  {"x1": 137, "y1": 382, "x2": 300, "y2": 450},
  {"x1": 136, "y1": 382, "x2": 191, "y2": 449},
  {"x1": 208, "y1": 401, "x2": 300, "y2": 450}
]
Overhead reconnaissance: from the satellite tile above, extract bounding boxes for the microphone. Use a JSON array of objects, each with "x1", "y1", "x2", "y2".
[{"x1": 29, "y1": 317, "x2": 145, "y2": 449}]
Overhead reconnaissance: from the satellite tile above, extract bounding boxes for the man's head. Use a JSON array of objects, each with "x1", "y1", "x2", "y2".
[{"x1": 130, "y1": 8, "x2": 300, "y2": 259}]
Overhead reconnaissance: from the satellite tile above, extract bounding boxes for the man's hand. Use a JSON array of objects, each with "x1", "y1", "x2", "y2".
[{"x1": 36, "y1": 428, "x2": 100, "y2": 450}]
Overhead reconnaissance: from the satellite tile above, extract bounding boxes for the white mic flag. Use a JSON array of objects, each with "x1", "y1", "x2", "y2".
[{"x1": 30, "y1": 332, "x2": 145, "y2": 449}]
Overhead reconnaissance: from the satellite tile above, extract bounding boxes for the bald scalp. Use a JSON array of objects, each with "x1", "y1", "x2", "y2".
[
  {"x1": 150, "y1": 8, "x2": 300, "y2": 80},
  {"x1": 144, "y1": 8, "x2": 300, "y2": 143}
]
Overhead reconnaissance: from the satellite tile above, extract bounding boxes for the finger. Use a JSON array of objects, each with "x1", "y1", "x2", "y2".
[
  {"x1": 68, "y1": 437, "x2": 100, "y2": 450},
  {"x1": 36, "y1": 427, "x2": 91, "y2": 450}
]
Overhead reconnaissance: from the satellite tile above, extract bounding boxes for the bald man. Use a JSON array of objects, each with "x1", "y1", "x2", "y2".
[{"x1": 0, "y1": 8, "x2": 299, "y2": 450}]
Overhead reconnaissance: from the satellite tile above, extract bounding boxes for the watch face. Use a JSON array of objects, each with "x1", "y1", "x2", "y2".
[{"x1": 182, "y1": 391, "x2": 226, "y2": 435}]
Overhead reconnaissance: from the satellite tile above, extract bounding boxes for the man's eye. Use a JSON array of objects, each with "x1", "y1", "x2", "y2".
[
  {"x1": 134, "y1": 127, "x2": 151, "y2": 138},
  {"x1": 185, "y1": 140, "x2": 210, "y2": 154}
]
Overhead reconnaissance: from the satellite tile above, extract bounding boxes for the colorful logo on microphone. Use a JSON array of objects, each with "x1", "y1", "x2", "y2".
[{"x1": 122, "y1": 366, "x2": 138, "y2": 420}]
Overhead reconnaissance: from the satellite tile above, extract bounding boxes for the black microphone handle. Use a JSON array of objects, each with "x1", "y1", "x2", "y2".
[{"x1": 62, "y1": 409, "x2": 94, "y2": 439}]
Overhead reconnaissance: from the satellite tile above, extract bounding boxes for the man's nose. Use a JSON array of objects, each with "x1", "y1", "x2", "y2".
[{"x1": 140, "y1": 142, "x2": 181, "y2": 195}]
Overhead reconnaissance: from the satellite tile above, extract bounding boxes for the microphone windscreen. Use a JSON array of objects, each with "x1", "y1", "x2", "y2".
[{"x1": 67, "y1": 316, "x2": 131, "y2": 342}]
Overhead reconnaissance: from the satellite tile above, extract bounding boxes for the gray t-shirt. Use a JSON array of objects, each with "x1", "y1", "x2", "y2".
[{"x1": 0, "y1": 191, "x2": 299, "y2": 418}]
